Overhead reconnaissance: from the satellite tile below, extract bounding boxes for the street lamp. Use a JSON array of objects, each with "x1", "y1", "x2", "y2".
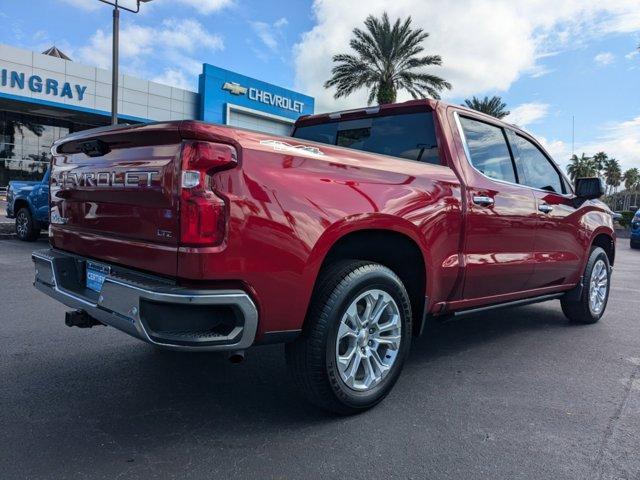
[{"x1": 98, "y1": 0, "x2": 153, "y2": 125}]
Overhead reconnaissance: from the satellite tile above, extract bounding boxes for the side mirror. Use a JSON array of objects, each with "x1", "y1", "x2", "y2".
[{"x1": 575, "y1": 177, "x2": 605, "y2": 199}]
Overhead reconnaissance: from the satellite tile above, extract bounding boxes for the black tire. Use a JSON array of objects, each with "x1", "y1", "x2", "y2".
[
  {"x1": 561, "y1": 247, "x2": 611, "y2": 324},
  {"x1": 15, "y1": 207, "x2": 40, "y2": 241},
  {"x1": 631, "y1": 239, "x2": 640, "y2": 250},
  {"x1": 286, "y1": 261, "x2": 412, "y2": 415}
]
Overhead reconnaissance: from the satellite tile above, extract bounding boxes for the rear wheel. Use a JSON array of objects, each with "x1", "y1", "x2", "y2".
[
  {"x1": 286, "y1": 261, "x2": 412, "y2": 415},
  {"x1": 15, "y1": 208, "x2": 40, "y2": 242},
  {"x1": 561, "y1": 247, "x2": 610, "y2": 324}
]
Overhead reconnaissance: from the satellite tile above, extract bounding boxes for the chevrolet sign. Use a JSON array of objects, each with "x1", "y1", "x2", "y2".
[{"x1": 221, "y1": 81, "x2": 305, "y2": 113}]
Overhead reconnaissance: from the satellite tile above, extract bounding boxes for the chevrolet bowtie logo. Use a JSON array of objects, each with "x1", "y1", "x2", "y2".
[{"x1": 222, "y1": 82, "x2": 248, "y2": 95}]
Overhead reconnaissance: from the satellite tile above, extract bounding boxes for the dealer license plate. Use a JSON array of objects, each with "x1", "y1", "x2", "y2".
[{"x1": 86, "y1": 262, "x2": 110, "y2": 293}]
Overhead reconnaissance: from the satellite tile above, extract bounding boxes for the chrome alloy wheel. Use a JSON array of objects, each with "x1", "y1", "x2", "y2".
[
  {"x1": 16, "y1": 211, "x2": 28, "y2": 238},
  {"x1": 589, "y1": 259, "x2": 608, "y2": 315},
  {"x1": 335, "y1": 289, "x2": 402, "y2": 392}
]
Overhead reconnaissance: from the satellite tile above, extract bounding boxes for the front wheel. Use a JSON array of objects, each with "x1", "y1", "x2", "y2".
[
  {"x1": 15, "y1": 208, "x2": 40, "y2": 241},
  {"x1": 286, "y1": 261, "x2": 412, "y2": 415},
  {"x1": 631, "y1": 239, "x2": 640, "y2": 250},
  {"x1": 561, "y1": 247, "x2": 611, "y2": 324}
]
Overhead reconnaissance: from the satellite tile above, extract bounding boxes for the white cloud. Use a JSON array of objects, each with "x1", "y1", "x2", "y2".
[
  {"x1": 168, "y1": 0, "x2": 233, "y2": 14},
  {"x1": 59, "y1": 0, "x2": 141, "y2": 10},
  {"x1": 578, "y1": 117, "x2": 640, "y2": 170},
  {"x1": 594, "y1": 52, "x2": 615, "y2": 65},
  {"x1": 250, "y1": 17, "x2": 288, "y2": 52},
  {"x1": 533, "y1": 117, "x2": 640, "y2": 171},
  {"x1": 156, "y1": 18, "x2": 223, "y2": 52},
  {"x1": 153, "y1": 68, "x2": 191, "y2": 89},
  {"x1": 59, "y1": 0, "x2": 100, "y2": 11},
  {"x1": 625, "y1": 50, "x2": 639, "y2": 60},
  {"x1": 506, "y1": 103, "x2": 551, "y2": 127},
  {"x1": 77, "y1": 18, "x2": 223, "y2": 87},
  {"x1": 294, "y1": 0, "x2": 640, "y2": 112}
]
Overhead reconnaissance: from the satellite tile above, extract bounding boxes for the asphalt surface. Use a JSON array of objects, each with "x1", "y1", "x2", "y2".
[{"x1": 1, "y1": 238, "x2": 639, "y2": 479}]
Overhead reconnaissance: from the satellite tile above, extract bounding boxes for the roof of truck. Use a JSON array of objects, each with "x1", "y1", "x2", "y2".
[
  {"x1": 294, "y1": 98, "x2": 440, "y2": 126},
  {"x1": 294, "y1": 97, "x2": 527, "y2": 136}
]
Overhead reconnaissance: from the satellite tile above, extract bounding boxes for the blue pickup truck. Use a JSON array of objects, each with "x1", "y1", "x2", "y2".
[
  {"x1": 5, "y1": 168, "x2": 50, "y2": 241},
  {"x1": 632, "y1": 210, "x2": 640, "y2": 250}
]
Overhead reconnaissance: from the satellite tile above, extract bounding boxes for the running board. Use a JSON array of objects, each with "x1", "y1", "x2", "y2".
[{"x1": 451, "y1": 293, "x2": 565, "y2": 318}]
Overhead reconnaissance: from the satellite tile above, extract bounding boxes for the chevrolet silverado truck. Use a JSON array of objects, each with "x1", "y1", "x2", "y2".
[
  {"x1": 6, "y1": 167, "x2": 50, "y2": 241},
  {"x1": 32, "y1": 99, "x2": 614, "y2": 414}
]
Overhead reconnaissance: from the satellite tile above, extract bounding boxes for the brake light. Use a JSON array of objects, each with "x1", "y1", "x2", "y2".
[{"x1": 179, "y1": 141, "x2": 237, "y2": 246}]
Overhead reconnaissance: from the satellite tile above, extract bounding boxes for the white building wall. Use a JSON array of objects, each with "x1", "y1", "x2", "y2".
[{"x1": 0, "y1": 44, "x2": 198, "y2": 122}]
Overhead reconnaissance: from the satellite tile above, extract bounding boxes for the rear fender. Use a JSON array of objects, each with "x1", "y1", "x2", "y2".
[{"x1": 301, "y1": 213, "x2": 431, "y2": 308}]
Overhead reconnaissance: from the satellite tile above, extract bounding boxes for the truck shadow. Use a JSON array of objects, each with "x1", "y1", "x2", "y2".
[
  {"x1": 410, "y1": 302, "x2": 580, "y2": 363},
  {"x1": 5, "y1": 301, "x2": 592, "y2": 473}
]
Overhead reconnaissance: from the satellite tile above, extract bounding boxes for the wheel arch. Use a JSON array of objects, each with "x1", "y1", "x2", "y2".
[
  {"x1": 305, "y1": 220, "x2": 429, "y2": 337},
  {"x1": 591, "y1": 231, "x2": 615, "y2": 266},
  {"x1": 13, "y1": 198, "x2": 32, "y2": 215}
]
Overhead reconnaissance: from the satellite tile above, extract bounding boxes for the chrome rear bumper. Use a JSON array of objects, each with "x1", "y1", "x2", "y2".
[{"x1": 32, "y1": 249, "x2": 258, "y2": 351}]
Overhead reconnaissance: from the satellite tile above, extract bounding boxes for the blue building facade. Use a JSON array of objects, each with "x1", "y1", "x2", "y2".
[{"x1": 199, "y1": 63, "x2": 314, "y2": 136}]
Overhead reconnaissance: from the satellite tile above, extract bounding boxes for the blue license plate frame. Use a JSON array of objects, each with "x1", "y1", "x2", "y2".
[{"x1": 86, "y1": 262, "x2": 110, "y2": 293}]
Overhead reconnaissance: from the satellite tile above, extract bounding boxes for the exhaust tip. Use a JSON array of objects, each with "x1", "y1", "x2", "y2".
[{"x1": 227, "y1": 350, "x2": 246, "y2": 364}]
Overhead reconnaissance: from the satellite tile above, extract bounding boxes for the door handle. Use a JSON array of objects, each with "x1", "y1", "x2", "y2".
[
  {"x1": 473, "y1": 195, "x2": 495, "y2": 207},
  {"x1": 538, "y1": 204, "x2": 553, "y2": 213}
]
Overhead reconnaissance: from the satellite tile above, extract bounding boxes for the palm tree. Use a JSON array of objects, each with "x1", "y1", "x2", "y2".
[
  {"x1": 623, "y1": 168, "x2": 639, "y2": 191},
  {"x1": 324, "y1": 12, "x2": 451, "y2": 105},
  {"x1": 566, "y1": 153, "x2": 598, "y2": 182},
  {"x1": 603, "y1": 158, "x2": 622, "y2": 194},
  {"x1": 463, "y1": 96, "x2": 509, "y2": 119},
  {"x1": 592, "y1": 151, "x2": 608, "y2": 176}
]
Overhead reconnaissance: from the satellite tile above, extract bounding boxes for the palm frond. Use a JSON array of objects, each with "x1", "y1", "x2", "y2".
[{"x1": 324, "y1": 11, "x2": 451, "y2": 105}]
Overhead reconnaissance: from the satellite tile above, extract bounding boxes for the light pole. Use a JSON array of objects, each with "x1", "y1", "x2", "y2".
[{"x1": 98, "y1": 0, "x2": 153, "y2": 125}]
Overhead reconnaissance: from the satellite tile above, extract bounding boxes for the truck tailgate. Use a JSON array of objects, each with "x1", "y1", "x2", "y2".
[{"x1": 49, "y1": 122, "x2": 182, "y2": 277}]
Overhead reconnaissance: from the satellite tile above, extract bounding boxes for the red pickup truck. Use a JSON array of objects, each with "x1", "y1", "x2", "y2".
[{"x1": 32, "y1": 99, "x2": 614, "y2": 414}]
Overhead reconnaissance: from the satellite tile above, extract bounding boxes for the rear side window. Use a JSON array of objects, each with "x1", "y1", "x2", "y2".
[
  {"x1": 459, "y1": 117, "x2": 516, "y2": 183},
  {"x1": 512, "y1": 135, "x2": 565, "y2": 194},
  {"x1": 293, "y1": 112, "x2": 440, "y2": 164}
]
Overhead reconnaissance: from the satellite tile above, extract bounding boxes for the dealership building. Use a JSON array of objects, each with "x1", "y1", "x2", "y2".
[{"x1": 0, "y1": 43, "x2": 315, "y2": 186}]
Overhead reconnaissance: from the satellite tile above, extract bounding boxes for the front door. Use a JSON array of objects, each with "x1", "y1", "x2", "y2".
[
  {"x1": 508, "y1": 132, "x2": 582, "y2": 288},
  {"x1": 455, "y1": 114, "x2": 538, "y2": 301}
]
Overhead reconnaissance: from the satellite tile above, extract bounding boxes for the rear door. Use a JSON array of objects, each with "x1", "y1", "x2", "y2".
[
  {"x1": 454, "y1": 113, "x2": 537, "y2": 300},
  {"x1": 508, "y1": 132, "x2": 582, "y2": 288},
  {"x1": 49, "y1": 123, "x2": 183, "y2": 277}
]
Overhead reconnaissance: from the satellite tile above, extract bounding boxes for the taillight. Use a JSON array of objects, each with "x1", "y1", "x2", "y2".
[{"x1": 179, "y1": 141, "x2": 237, "y2": 246}]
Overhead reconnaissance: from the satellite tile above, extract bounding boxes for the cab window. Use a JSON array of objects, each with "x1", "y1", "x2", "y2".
[
  {"x1": 293, "y1": 112, "x2": 440, "y2": 164},
  {"x1": 459, "y1": 116, "x2": 516, "y2": 183},
  {"x1": 512, "y1": 135, "x2": 565, "y2": 194}
]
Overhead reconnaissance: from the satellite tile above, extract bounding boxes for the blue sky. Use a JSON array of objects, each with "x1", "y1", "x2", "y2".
[{"x1": 0, "y1": 0, "x2": 639, "y2": 170}]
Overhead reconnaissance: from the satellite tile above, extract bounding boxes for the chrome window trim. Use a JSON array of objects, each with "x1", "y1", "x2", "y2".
[{"x1": 453, "y1": 111, "x2": 574, "y2": 199}]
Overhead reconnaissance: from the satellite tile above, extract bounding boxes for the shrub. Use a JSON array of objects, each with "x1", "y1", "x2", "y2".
[{"x1": 618, "y1": 211, "x2": 635, "y2": 228}]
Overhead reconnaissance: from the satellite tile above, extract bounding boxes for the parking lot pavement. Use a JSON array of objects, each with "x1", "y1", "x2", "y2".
[{"x1": 1, "y1": 238, "x2": 639, "y2": 480}]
